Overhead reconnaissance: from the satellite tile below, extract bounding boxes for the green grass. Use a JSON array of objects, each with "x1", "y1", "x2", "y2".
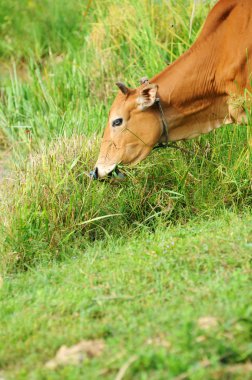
[
  {"x1": 0, "y1": 0, "x2": 216, "y2": 150},
  {"x1": 1, "y1": 214, "x2": 252, "y2": 380},
  {"x1": 0, "y1": 0, "x2": 252, "y2": 378},
  {"x1": 1, "y1": 125, "x2": 252, "y2": 272}
]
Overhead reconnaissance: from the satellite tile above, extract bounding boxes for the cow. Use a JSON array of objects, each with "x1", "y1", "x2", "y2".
[{"x1": 90, "y1": 0, "x2": 252, "y2": 179}]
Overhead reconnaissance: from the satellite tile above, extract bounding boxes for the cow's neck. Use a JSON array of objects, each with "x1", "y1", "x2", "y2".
[{"x1": 152, "y1": 42, "x2": 230, "y2": 141}]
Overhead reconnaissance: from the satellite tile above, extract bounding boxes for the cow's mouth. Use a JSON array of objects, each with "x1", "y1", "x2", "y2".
[{"x1": 89, "y1": 166, "x2": 125, "y2": 180}]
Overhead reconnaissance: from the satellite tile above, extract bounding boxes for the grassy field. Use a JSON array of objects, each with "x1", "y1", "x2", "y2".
[
  {"x1": 1, "y1": 214, "x2": 252, "y2": 379},
  {"x1": 0, "y1": 0, "x2": 252, "y2": 379}
]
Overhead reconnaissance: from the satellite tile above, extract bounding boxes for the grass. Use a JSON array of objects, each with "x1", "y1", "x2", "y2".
[
  {"x1": 1, "y1": 126, "x2": 252, "y2": 272},
  {"x1": 0, "y1": 0, "x2": 252, "y2": 378},
  {"x1": 1, "y1": 214, "x2": 252, "y2": 379},
  {"x1": 0, "y1": 0, "x2": 216, "y2": 151}
]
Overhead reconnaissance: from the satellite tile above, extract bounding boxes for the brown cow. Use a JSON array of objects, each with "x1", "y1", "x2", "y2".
[{"x1": 91, "y1": 0, "x2": 252, "y2": 179}]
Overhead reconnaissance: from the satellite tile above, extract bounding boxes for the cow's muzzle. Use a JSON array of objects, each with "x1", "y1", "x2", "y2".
[{"x1": 89, "y1": 166, "x2": 124, "y2": 180}]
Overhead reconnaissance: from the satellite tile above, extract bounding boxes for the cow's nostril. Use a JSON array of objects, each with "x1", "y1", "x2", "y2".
[{"x1": 89, "y1": 167, "x2": 98, "y2": 180}]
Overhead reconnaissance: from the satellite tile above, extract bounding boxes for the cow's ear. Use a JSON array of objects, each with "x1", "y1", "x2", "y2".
[{"x1": 137, "y1": 83, "x2": 158, "y2": 110}]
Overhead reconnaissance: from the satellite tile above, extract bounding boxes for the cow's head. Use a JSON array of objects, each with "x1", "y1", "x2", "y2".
[{"x1": 91, "y1": 79, "x2": 163, "y2": 179}]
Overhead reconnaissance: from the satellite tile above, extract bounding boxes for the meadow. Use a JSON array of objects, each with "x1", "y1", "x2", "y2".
[{"x1": 0, "y1": 0, "x2": 252, "y2": 379}]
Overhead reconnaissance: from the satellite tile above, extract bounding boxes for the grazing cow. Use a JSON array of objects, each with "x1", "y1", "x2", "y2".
[{"x1": 91, "y1": 0, "x2": 252, "y2": 179}]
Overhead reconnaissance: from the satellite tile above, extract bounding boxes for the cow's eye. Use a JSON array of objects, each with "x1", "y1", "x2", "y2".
[{"x1": 112, "y1": 118, "x2": 123, "y2": 127}]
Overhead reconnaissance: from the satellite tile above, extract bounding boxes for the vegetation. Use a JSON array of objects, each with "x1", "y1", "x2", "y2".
[
  {"x1": 0, "y1": 0, "x2": 251, "y2": 379},
  {"x1": 1, "y1": 215, "x2": 252, "y2": 379}
]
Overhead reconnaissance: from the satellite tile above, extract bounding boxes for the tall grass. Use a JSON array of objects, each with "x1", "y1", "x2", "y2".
[
  {"x1": 1, "y1": 0, "x2": 252, "y2": 272},
  {"x1": 1, "y1": 124, "x2": 252, "y2": 272},
  {"x1": 0, "y1": 0, "x2": 216, "y2": 150}
]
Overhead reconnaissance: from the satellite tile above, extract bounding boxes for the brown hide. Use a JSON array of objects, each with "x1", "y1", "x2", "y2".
[{"x1": 94, "y1": 0, "x2": 252, "y2": 178}]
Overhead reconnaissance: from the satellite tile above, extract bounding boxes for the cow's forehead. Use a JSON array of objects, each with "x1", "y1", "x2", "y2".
[
  {"x1": 109, "y1": 104, "x2": 125, "y2": 121},
  {"x1": 109, "y1": 92, "x2": 135, "y2": 118}
]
